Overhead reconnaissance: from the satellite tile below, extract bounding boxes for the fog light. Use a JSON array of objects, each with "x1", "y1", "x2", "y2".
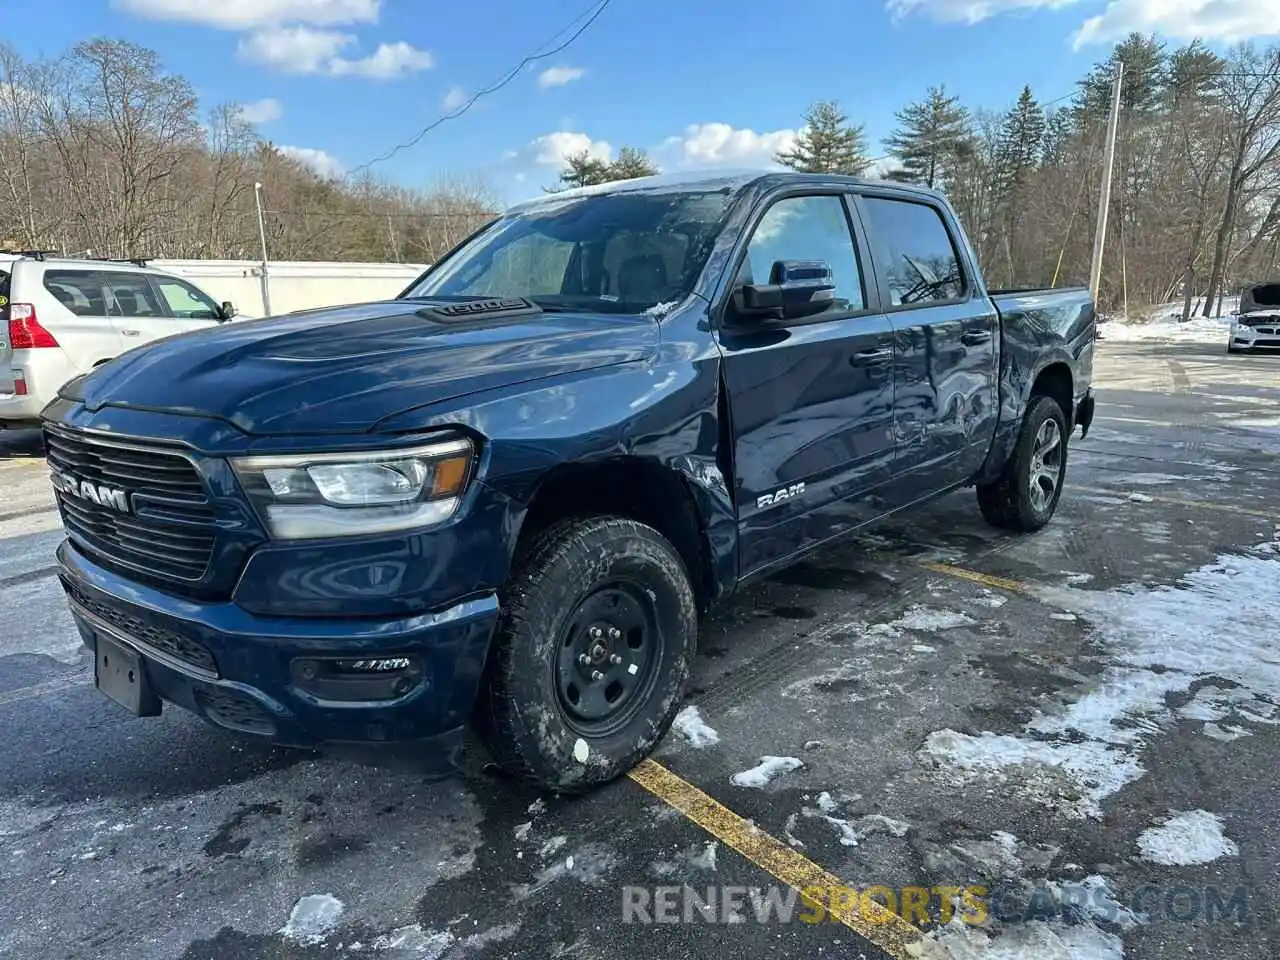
[{"x1": 337, "y1": 657, "x2": 412, "y2": 672}]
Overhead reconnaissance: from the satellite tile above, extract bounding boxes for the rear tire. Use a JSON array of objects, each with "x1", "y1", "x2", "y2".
[
  {"x1": 475, "y1": 516, "x2": 697, "y2": 792},
  {"x1": 977, "y1": 394, "x2": 1069, "y2": 532}
]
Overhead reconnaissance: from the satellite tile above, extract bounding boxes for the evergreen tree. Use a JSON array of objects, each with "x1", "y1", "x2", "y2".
[
  {"x1": 1074, "y1": 32, "x2": 1167, "y2": 127},
  {"x1": 884, "y1": 85, "x2": 974, "y2": 189},
  {"x1": 775, "y1": 100, "x2": 869, "y2": 175},
  {"x1": 558, "y1": 151, "x2": 612, "y2": 189},
  {"x1": 609, "y1": 146, "x2": 660, "y2": 180},
  {"x1": 1040, "y1": 108, "x2": 1073, "y2": 166},
  {"x1": 556, "y1": 147, "x2": 659, "y2": 190},
  {"x1": 994, "y1": 85, "x2": 1046, "y2": 197},
  {"x1": 1166, "y1": 40, "x2": 1224, "y2": 109}
]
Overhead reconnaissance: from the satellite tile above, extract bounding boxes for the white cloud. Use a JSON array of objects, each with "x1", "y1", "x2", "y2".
[
  {"x1": 1073, "y1": 0, "x2": 1280, "y2": 47},
  {"x1": 441, "y1": 85, "x2": 467, "y2": 111},
  {"x1": 115, "y1": 0, "x2": 379, "y2": 28},
  {"x1": 238, "y1": 25, "x2": 351, "y2": 73},
  {"x1": 528, "y1": 131, "x2": 612, "y2": 168},
  {"x1": 327, "y1": 41, "x2": 434, "y2": 78},
  {"x1": 537, "y1": 65, "x2": 586, "y2": 89},
  {"x1": 657, "y1": 122, "x2": 797, "y2": 170},
  {"x1": 885, "y1": 0, "x2": 1082, "y2": 25},
  {"x1": 235, "y1": 98, "x2": 283, "y2": 124},
  {"x1": 237, "y1": 26, "x2": 432, "y2": 78},
  {"x1": 887, "y1": 0, "x2": 1280, "y2": 44},
  {"x1": 279, "y1": 144, "x2": 344, "y2": 178}
]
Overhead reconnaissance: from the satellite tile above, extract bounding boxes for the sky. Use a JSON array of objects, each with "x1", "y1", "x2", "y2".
[{"x1": 10, "y1": 0, "x2": 1280, "y2": 203}]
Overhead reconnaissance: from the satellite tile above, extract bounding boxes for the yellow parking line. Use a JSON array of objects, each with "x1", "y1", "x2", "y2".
[
  {"x1": 628, "y1": 758, "x2": 922, "y2": 959},
  {"x1": 1069, "y1": 484, "x2": 1275, "y2": 519},
  {"x1": 918, "y1": 562, "x2": 1029, "y2": 594}
]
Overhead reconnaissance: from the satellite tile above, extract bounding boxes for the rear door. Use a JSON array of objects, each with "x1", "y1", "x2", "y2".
[
  {"x1": 35, "y1": 269, "x2": 127, "y2": 370},
  {"x1": 95, "y1": 270, "x2": 178, "y2": 350},
  {"x1": 854, "y1": 192, "x2": 998, "y2": 502},
  {"x1": 717, "y1": 191, "x2": 896, "y2": 576}
]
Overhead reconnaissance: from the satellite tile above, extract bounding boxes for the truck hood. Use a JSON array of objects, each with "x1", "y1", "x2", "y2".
[{"x1": 74, "y1": 299, "x2": 659, "y2": 435}]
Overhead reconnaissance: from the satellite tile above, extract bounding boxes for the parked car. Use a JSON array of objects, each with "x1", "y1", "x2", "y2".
[
  {"x1": 1229, "y1": 281, "x2": 1280, "y2": 353},
  {"x1": 43, "y1": 171, "x2": 1095, "y2": 790},
  {"x1": 0, "y1": 254, "x2": 236, "y2": 429}
]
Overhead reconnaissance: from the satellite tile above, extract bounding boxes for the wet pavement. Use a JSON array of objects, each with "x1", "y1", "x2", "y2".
[{"x1": 1, "y1": 339, "x2": 1278, "y2": 960}]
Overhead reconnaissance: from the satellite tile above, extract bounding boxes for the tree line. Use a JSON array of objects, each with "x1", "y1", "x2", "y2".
[
  {"x1": 563, "y1": 34, "x2": 1280, "y2": 317},
  {"x1": 0, "y1": 40, "x2": 496, "y2": 264}
]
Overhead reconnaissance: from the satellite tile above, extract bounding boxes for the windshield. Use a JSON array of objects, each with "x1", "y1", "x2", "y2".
[{"x1": 403, "y1": 189, "x2": 738, "y2": 314}]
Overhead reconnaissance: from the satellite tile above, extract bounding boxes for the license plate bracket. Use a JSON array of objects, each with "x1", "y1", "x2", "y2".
[{"x1": 95, "y1": 633, "x2": 162, "y2": 717}]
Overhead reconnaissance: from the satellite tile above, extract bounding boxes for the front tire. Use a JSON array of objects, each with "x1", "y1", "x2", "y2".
[
  {"x1": 977, "y1": 394, "x2": 1069, "y2": 532},
  {"x1": 475, "y1": 516, "x2": 697, "y2": 792}
]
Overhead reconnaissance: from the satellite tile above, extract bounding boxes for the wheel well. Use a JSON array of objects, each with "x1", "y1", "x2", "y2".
[
  {"x1": 1031, "y1": 362, "x2": 1073, "y2": 426},
  {"x1": 517, "y1": 458, "x2": 712, "y2": 612}
]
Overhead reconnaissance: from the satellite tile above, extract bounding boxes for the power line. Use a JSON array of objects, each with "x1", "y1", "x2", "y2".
[{"x1": 347, "y1": 0, "x2": 613, "y2": 178}]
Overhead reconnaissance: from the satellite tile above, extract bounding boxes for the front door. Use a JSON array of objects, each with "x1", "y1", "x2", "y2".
[
  {"x1": 717, "y1": 192, "x2": 896, "y2": 577},
  {"x1": 855, "y1": 194, "x2": 998, "y2": 504}
]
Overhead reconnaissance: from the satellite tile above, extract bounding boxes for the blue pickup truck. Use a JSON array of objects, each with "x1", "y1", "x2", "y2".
[{"x1": 42, "y1": 171, "x2": 1094, "y2": 790}]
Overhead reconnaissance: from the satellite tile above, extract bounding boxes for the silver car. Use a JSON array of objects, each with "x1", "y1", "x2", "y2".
[{"x1": 0, "y1": 253, "x2": 235, "y2": 428}]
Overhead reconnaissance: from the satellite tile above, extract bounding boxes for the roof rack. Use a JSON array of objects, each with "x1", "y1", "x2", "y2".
[
  {"x1": 87, "y1": 256, "x2": 151, "y2": 268},
  {"x1": 0, "y1": 249, "x2": 58, "y2": 261}
]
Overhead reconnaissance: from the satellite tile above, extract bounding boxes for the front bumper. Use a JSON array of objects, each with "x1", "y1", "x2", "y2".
[
  {"x1": 1232, "y1": 322, "x2": 1280, "y2": 349},
  {"x1": 58, "y1": 539, "x2": 499, "y2": 747}
]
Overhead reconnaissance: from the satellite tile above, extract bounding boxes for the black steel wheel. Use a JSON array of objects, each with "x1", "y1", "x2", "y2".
[{"x1": 475, "y1": 516, "x2": 697, "y2": 791}]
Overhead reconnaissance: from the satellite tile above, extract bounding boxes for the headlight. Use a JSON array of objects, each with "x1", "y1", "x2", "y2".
[{"x1": 231, "y1": 437, "x2": 474, "y2": 539}]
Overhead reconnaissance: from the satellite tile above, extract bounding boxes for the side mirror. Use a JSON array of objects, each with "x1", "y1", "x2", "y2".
[
  {"x1": 731, "y1": 260, "x2": 836, "y2": 323},
  {"x1": 219, "y1": 301, "x2": 236, "y2": 322}
]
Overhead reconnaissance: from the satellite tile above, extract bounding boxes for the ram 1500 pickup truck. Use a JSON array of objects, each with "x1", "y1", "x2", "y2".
[{"x1": 43, "y1": 171, "x2": 1095, "y2": 790}]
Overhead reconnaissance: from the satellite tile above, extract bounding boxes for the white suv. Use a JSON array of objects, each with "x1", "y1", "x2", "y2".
[{"x1": 0, "y1": 254, "x2": 235, "y2": 428}]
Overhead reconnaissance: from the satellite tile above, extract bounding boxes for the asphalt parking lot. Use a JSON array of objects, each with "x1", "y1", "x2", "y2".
[{"x1": 2, "y1": 339, "x2": 1278, "y2": 960}]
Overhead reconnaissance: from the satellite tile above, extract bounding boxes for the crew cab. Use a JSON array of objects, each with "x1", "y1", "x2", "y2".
[{"x1": 42, "y1": 172, "x2": 1095, "y2": 790}]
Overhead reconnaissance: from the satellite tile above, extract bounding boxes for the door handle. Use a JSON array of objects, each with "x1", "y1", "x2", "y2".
[
  {"x1": 121, "y1": 329, "x2": 141, "y2": 336},
  {"x1": 851, "y1": 347, "x2": 892, "y2": 365},
  {"x1": 961, "y1": 330, "x2": 992, "y2": 346}
]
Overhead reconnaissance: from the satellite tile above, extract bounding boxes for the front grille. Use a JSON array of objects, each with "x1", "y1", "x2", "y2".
[
  {"x1": 45, "y1": 426, "x2": 216, "y2": 584},
  {"x1": 63, "y1": 578, "x2": 218, "y2": 676}
]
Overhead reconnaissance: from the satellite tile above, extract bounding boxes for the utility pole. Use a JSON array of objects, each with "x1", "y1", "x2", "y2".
[
  {"x1": 1089, "y1": 64, "x2": 1123, "y2": 305},
  {"x1": 254, "y1": 181, "x2": 273, "y2": 316}
]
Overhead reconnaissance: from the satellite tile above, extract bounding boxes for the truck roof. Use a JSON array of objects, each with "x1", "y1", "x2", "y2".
[{"x1": 508, "y1": 169, "x2": 946, "y2": 214}]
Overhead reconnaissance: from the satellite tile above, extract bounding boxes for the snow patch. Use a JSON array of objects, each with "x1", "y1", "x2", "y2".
[
  {"x1": 1203, "y1": 722, "x2": 1252, "y2": 742},
  {"x1": 371, "y1": 924, "x2": 454, "y2": 957},
  {"x1": 688, "y1": 841, "x2": 718, "y2": 871},
  {"x1": 919, "y1": 914, "x2": 1124, "y2": 960},
  {"x1": 280, "y1": 894, "x2": 344, "y2": 945},
  {"x1": 730, "y1": 756, "x2": 804, "y2": 788},
  {"x1": 672, "y1": 705, "x2": 720, "y2": 748},
  {"x1": 921, "y1": 540, "x2": 1280, "y2": 817},
  {"x1": 887, "y1": 606, "x2": 976, "y2": 632},
  {"x1": 1138, "y1": 810, "x2": 1238, "y2": 866}
]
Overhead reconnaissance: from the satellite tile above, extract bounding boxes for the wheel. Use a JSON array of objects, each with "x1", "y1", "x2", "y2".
[
  {"x1": 977, "y1": 394, "x2": 1068, "y2": 532},
  {"x1": 475, "y1": 516, "x2": 697, "y2": 792},
  {"x1": 1228, "y1": 343, "x2": 1246, "y2": 354}
]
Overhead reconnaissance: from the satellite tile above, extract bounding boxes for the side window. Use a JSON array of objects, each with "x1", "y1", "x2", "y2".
[
  {"x1": 860, "y1": 197, "x2": 964, "y2": 307},
  {"x1": 736, "y1": 195, "x2": 865, "y2": 315},
  {"x1": 454, "y1": 233, "x2": 574, "y2": 298},
  {"x1": 101, "y1": 273, "x2": 164, "y2": 318},
  {"x1": 43, "y1": 270, "x2": 107, "y2": 317},
  {"x1": 154, "y1": 277, "x2": 220, "y2": 319}
]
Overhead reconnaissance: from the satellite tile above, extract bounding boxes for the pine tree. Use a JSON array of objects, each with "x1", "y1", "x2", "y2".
[
  {"x1": 994, "y1": 86, "x2": 1046, "y2": 198},
  {"x1": 884, "y1": 85, "x2": 974, "y2": 190},
  {"x1": 775, "y1": 100, "x2": 869, "y2": 175},
  {"x1": 556, "y1": 147, "x2": 659, "y2": 190},
  {"x1": 558, "y1": 151, "x2": 611, "y2": 189},
  {"x1": 609, "y1": 146, "x2": 659, "y2": 180},
  {"x1": 1074, "y1": 32, "x2": 1167, "y2": 127}
]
